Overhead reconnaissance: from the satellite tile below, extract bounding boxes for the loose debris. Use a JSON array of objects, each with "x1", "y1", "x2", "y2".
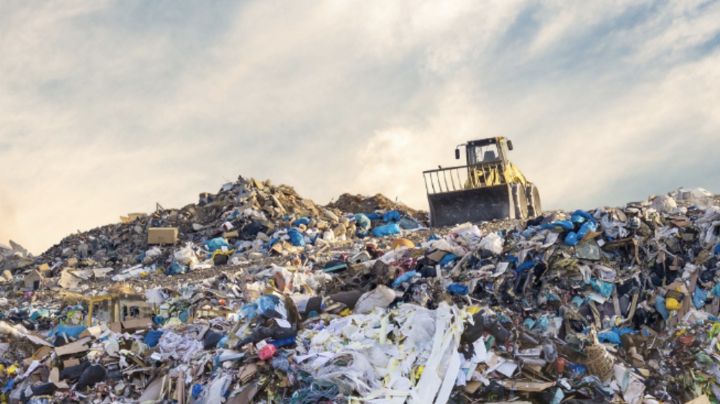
[
  {"x1": 327, "y1": 193, "x2": 427, "y2": 222},
  {"x1": 1, "y1": 180, "x2": 720, "y2": 403}
]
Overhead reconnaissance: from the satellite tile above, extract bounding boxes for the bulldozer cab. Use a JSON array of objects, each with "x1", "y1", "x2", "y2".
[
  {"x1": 423, "y1": 136, "x2": 541, "y2": 227},
  {"x1": 458, "y1": 137, "x2": 512, "y2": 165},
  {"x1": 60, "y1": 286, "x2": 154, "y2": 328}
]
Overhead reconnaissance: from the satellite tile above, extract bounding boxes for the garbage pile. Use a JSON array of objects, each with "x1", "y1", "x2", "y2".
[
  {"x1": 1, "y1": 179, "x2": 719, "y2": 403},
  {"x1": 0, "y1": 240, "x2": 33, "y2": 274},
  {"x1": 328, "y1": 193, "x2": 427, "y2": 222}
]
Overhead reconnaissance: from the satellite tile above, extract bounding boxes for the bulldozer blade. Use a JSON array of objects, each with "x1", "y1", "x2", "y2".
[{"x1": 427, "y1": 184, "x2": 517, "y2": 227}]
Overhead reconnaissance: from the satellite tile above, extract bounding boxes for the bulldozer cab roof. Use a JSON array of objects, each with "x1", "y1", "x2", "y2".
[{"x1": 466, "y1": 137, "x2": 506, "y2": 147}]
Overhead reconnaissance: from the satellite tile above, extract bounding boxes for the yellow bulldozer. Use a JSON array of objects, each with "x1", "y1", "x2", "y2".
[{"x1": 422, "y1": 136, "x2": 541, "y2": 227}]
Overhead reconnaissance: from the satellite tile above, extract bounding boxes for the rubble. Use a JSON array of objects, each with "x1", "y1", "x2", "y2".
[
  {"x1": 1, "y1": 178, "x2": 720, "y2": 403},
  {"x1": 327, "y1": 193, "x2": 427, "y2": 222}
]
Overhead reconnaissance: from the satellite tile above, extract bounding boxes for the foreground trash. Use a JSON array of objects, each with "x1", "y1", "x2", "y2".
[{"x1": 1, "y1": 178, "x2": 718, "y2": 403}]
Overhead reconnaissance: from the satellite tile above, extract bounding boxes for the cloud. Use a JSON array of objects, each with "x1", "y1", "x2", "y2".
[
  {"x1": 0, "y1": 191, "x2": 18, "y2": 246},
  {"x1": 0, "y1": 0, "x2": 719, "y2": 253}
]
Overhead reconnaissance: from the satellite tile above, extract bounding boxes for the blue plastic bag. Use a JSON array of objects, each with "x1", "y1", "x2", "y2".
[
  {"x1": 438, "y1": 253, "x2": 458, "y2": 267},
  {"x1": 257, "y1": 295, "x2": 280, "y2": 317},
  {"x1": 266, "y1": 236, "x2": 281, "y2": 249},
  {"x1": 371, "y1": 223, "x2": 401, "y2": 237},
  {"x1": 2, "y1": 380, "x2": 14, "y2": 394},
  {"x1": 655, "y1": 295, "x2": 669, "y2": 320},
  {"x1": 293, "y1": 217, "x2": 311, "y2": 227},
  {"x1": 144, "y1": 330, "x2": 163, "y2": 348},
  {"x1": 217, "y1": 335, "x2": 228, "y2": 348},
  {"x1": 565, "y1": 221, "x2": 598, "y2": 246},
  {"x1": 516, "y1": 259, "x2": 535, "y2": 273},
  {"x1": 693, "y1": 287, "x2": 708, "y2": 309},
  {"x1": 541, "y1": 220, "x2": 574, "y2": 231},
  {"x1": 355, "y1": 214, "x2": 371, "y2": 234},
  {"x1": 588, "y1": 278, "x2": 614, "y2": 298},
  {"x1": 447, "y1": 283, "x2": 469, "y2": 295},
  {"x1": 598, "y1": 330, "x2": 621, "y2": 345},
  {"x1": 191, "y1": 384, "x2": 202, "y2": 399},
  {"x1": 179, "y1": 309, "x2": 190, "y2": 323},
  {"x1": 398, "y1": 217, "x2": 420, "y2": 230},
  {"x1": 392, "y1": 271, "x2": 417, "y2": 288},
  {"x1": 571, "y1": 295, "x2": 585, "y2": 307},
  {"x1": 205, "y1": 237, "x2": 229, "y2": 253},
  {"x1": 383, "y1": 210, "x2": 402, "y2": 223},
  {"x1": 535, "y1": 315, "x2": 549, "y2": 331},
  {"x1": 365, "y1": 213, "x2": 382, "y2": 221},
  {"x1": 288, "y1": 228, "x2": 305, "y2": 247},
  {"x1": 240, "y1": 303, "x2": 259, "y2": 320},
  {"x1": 571, "y1": 210, "x2": 594, "y2": 224},
  {"x1": 51, "y1": 324, "x2": 87, "y2": 339},
  {"x1": 269, "y1": 336, "x2": 296, "y2": 347},
  {"x1": 166, "y1": 261, "x2": 187, "y2": 275}
]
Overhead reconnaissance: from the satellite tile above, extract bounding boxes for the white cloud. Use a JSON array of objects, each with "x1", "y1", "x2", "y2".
[{"x1": 0, "y1": 0, "x2": 719, "y2": 253}]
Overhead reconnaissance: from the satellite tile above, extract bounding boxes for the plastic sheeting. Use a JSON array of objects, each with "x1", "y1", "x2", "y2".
[{"x1": 294, "y1": 302, "x2": 465, "y2": 403}]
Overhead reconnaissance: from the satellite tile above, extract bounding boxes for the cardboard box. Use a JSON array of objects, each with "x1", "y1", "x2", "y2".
[
  {"x1": 148, "y1": 227, "x2": 178, "y2": 245},
  {"x1": 223, "y1": 230, "x2": 239, "y2": 239},
  {"x1": 120, "y1": 212, "x2": 147, "y2": 224},
  {"x1": 122, "y1": 318, "x2": 152, "y2": 331}
]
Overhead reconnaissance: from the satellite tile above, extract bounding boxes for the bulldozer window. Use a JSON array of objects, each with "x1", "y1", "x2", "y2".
[
  {"x1": 91, "y1": 301, "x2": 111, "y2": 324},
  {"x1": 470, "y1": 144, "x2": 500, "y2": 164}
]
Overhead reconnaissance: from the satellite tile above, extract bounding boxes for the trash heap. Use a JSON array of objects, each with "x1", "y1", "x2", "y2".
[
  {"x1": 1, "y1": 179, "x2": 719, "y2": 403},
  {"x1": 0, "y1": 241, "x2": 33, "y2": 274},
  {"x1": 328, "y1": 193, "x2": 427, "y2": 222}
]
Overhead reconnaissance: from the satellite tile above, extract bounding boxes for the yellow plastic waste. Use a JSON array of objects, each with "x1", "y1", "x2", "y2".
[
  {"x1": 391, "y1": 238, "x2": 415, "y2": 249},
  {"x1": 710, "y1": 322, "x2": 720, "y2": 338},
  {"x1": 665, "y1": 289, "x2": 684, "y2": 311},
  {"x1": 340, "y1": 308, "x2": 352, "y2": 317},
  {"x1": 666, "y1": 297, "x2": 681, "y2": 311},
  {"x1": 6, "y1": 364, "x2": 18, "y2": 376},
  {"x1": 211, "y1": 249, "x2": 235, "y2": 260},
  {"x1": 467, "y1": 305, "x2": 481, "y2": 315},
  {"x1": 413, "y1": 365, "x2": 424, "y2": 382}
]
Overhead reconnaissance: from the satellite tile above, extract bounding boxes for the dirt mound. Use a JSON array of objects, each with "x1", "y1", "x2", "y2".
[{"x1": 328, "y1": 193, "x2": 427, "y2": 221}]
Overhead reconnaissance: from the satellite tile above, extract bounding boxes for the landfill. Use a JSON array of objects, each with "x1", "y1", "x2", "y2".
[{"x1": 1, "y1": 176, "x2": 720, "y2": 403}]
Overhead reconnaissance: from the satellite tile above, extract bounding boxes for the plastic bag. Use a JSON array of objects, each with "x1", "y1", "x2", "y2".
[
  {"x1": 565, "y1": 221, "x2": 598, "y2": 246},
  {"x1": 447, "y1": 283, "x2": 469, "y2": 295},
  {"x1": 205, "y1": 237, "x2": 229, "y2": 253},
  {"x1": 383, "y1": 210, "x2": 402, "y2": 222},
  {"x1": 354, "y1": 214, "x2": 371, "y2": 232},
  {"x1": 174, "y1": 243, "x2": 198, "y2": 266},
  {"x1": 354, "y1": 285, "x2": 396, "y2": 314},
  {"x1": 392, "y1": 271, "x2": 417, "y2": 288},
  {"x1": 371, "y1": 223, "x2": 401, "y2": 237},
  {"x1": 288, "y1": 228, "x2": 305, "y2": 247},
  {"x1": 479, "y1": 233, "x2": 504, "y2": 255}
]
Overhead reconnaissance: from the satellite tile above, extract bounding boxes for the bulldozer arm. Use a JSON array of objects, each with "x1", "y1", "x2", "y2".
[{"x1": 427, "y1": 184, "x2": 527, "y2": 227}]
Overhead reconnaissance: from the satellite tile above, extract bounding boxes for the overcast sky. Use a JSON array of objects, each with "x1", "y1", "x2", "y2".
[{"x1": 1, "y1": 0, "x2": 719, "y2": 253}]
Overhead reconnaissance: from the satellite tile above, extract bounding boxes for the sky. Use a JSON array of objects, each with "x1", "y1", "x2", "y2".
[{"x1": 1, "y1": 0, "x2": 719, "y2": 254}]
